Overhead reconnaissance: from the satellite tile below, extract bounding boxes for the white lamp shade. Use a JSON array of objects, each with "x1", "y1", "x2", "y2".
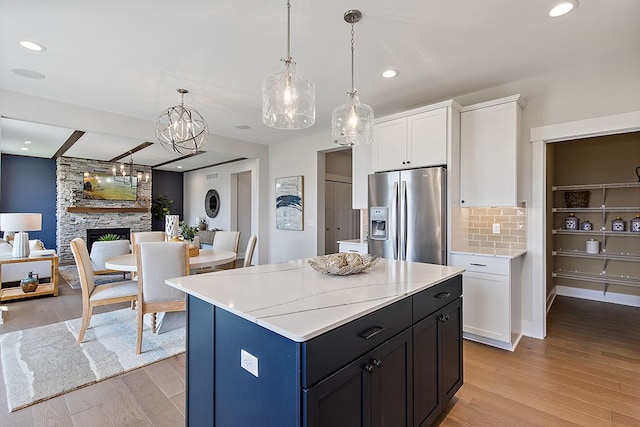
[
  {"x1": 331, "y1": 92, "x2": 374, "y2": 146},
  {"x1": 0, "y1": 213, "x2": 42, "y2": 232},
  {"x1": 262, "y1": 61, "x2": 315, "y2": 130}
]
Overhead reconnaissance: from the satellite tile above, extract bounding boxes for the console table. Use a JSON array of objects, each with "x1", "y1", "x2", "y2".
[{"x1": 0, "y1": 254, "x2": 59, "y2": 302}]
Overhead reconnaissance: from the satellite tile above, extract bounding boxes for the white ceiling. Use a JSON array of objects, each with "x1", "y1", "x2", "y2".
[{"x1": 1, "y1": 0, "x2": 639, "y2": 171}]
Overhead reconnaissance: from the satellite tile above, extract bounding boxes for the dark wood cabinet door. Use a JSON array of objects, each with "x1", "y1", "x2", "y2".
[
  {"x1": 370, "y1": 328, "x2": 412, "y2": 427},
  {"x1": 413, "y1": 311, "x2": 440, "y2": 427},
  {"x1": 440, "y1": 298, "x2": 463, "y2": 402},
  {"x1": 304, "y1": 353, "x2": 370, "y2": 427}
]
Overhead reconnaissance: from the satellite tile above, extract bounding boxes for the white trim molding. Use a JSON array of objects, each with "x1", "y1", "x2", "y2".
[{"x1": 529, "y1": 109, "x2": 640, "y2": 339}]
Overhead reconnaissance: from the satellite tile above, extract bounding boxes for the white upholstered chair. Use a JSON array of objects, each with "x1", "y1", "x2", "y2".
[
  {"x1": 241, "y1": 235, "x2": 257, "y2": 268},
  {"x1": 89, "y1": 239, "x2": 130, "y2": 275},
  {"x1": 135, "y1": 241, "x2": 188, "y2": 354},
  {"x1": 131, "y1": 231, "x2": 166, "y2": 253},
  {"x1": 211, "y1": 231, "x2": 240, "y2": 269},
  {"x1": 70, "y1": 238, "x2": 138, "y2": 344}
]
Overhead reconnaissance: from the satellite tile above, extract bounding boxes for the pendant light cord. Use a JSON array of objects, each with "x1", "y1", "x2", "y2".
[
  {"x1": 350, "y1": 22, "x2": 355, "y2": 94},
  {"x1": 286, "y1": 0, "x2": 292, "y2": 63}
]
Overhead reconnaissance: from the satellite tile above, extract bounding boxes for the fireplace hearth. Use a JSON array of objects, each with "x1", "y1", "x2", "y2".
[{"x1": 86, "y1": 228, "x2": 131, "y2": 252}]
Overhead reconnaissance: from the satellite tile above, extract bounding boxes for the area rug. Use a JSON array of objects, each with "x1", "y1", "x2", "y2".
[
  {"x1": 0, "y1": 308, "x2": 185, "y2": 412},
  {"x1": 58, "y1": 264, "x2": 129, "y2": 290}
]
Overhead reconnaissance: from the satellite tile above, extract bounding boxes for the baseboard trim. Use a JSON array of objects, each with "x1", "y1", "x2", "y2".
[
  {"x1": 546, "y1": 289, "x2": 557, "y2": 313},
  {"x1": 555, "y1": 286, "x2": 640, "y2": 308}
]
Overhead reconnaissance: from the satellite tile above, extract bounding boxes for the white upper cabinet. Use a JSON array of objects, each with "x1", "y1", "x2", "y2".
[
  {"x1": 460, "y1": 95, "x2": 524, "y2": 207},
  {"x1": 373, "y1": 106, "x2": 448, "y2": 172}
]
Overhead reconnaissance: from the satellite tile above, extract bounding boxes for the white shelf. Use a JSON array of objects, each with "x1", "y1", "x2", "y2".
[
  {"x1": 552, "y1": 229, "x2": 640, "y2": 237},
  {"x1": 553, "y1": 270, "x2": 640, "y2": 288},
  {"x1": 553, "y1": 207, "x2": 640, "y2": 213},
  {"x1": 552, "y1": 182, "x2": 640, "y2": 191},
  {"x1": 552, "y1": 250, "x2": 640, "y2": 262}
]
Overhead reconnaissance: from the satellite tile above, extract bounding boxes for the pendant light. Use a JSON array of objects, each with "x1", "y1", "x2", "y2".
[
  {"x1": 155, "y1": 88, "x2": 208, "y2": 155},
  {"x1": 262, "y1": 0, "x2": 315, "y2": 130},
  {"x1": 332, "y1": 9, "x2": 374, "y2": 146}
]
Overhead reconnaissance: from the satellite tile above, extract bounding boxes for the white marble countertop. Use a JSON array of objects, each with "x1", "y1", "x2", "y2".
[
  {"x1": 166, "y1": 258, "x2": 463, "y2": 342},
  {"x1": 337, "y1": 239, "x2": 368, "y2": 245},
  {"x1": 450, "y1": 248, "x2": 527, "y2": 259}
]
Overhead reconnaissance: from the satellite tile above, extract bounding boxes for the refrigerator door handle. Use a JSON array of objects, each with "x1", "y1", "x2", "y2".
[
  {"x1": 392, "y1": 181, "x2": 399, "y2": 260},
  {"x1": 401, "y1": 180, "x2": 407, "y2": 261}
]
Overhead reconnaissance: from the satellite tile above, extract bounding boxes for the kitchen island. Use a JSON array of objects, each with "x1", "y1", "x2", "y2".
[{"x1": 166, "y1": 258, "x2": 465, "y2": 427}]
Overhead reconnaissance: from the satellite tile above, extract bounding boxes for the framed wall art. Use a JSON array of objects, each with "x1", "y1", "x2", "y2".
[{"x1": 275, "y1": 175, "x2": 304, "y2": 231}]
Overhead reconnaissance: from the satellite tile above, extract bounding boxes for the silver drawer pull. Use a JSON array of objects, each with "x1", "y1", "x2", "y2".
[
  {"x1": 358, "y1": 326, "x2": 385, "y2": 340},
  {"x1": 435, "y1": 292, "x2": 451, "y2": 299},
  {"x1": 348, "y1": 249, "x2": 359, "y2": 252},
  {"x1": 470, "y1": 263, "x2": 487, "y2": 267}
]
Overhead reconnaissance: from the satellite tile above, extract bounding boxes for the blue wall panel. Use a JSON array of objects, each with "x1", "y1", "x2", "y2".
[{"x1": 0, "y1": 154, "x2": 56, "y2": 248}]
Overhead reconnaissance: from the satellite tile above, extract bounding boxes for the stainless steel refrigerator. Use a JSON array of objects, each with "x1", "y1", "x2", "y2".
[{"x1": 368, "y1": 166, "x2": 446, "y2": 264}]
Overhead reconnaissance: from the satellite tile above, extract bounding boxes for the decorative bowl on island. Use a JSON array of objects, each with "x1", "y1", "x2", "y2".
[{"x1": 308, "y1": 253, "x2": 379, "y2": 276}]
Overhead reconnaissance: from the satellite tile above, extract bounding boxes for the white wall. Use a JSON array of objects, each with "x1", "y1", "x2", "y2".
[
  {"x1": 183, "y1": 158, "x2": 267, "y2": 264},
  {"x1": 268, "y1": 52, "x2": 640, "y2": 336}
]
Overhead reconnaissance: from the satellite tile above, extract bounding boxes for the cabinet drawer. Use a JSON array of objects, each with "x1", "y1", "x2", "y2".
[
  {"x1": 338, "y1": 242, "x2": 368, "y2": 255},
  {"x1": 450, "y1": 253, "x2": 510, "y2": 275},
  {"x1": 302, "y1": 297, "x2": 412, "y2": 388},
  {"x1": 413, "y1": 275, "x2": 462, "y2": 322}
]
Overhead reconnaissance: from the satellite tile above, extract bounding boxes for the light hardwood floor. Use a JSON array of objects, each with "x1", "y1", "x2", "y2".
[{"x1": 1, "y1": 275, "x2": 639, "y2": 426}]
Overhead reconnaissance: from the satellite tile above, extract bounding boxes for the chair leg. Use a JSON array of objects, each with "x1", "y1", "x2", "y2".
[
  {"x1": 136, "y1": 306, "x2": 144, "y2": 355},
  {"x1": 151, "y1": 313, "x2": 157, "y2": 334},
  {"x1": 77, "y1": 304, "x2": 94, "y2": 344}
]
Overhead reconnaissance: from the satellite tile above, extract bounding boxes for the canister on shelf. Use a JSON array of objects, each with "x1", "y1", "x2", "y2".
[
  {"x1": 565, "y1": 213, "x2": 579, "y2": 230},
  {"x1": 612, "y1": 216, "x2": 626, "y2": 232},
  {"x1": 585, "y1": 239, "x2": 600, "y2": 254},
  {"x1": 631, "y1": 215, "x2": 640, "y2": 232},
  {"x1": 580, "y1": 220, "x2": 593, "y2": 231}
]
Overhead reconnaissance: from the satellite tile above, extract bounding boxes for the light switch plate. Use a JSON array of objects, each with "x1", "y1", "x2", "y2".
[
  {"x1": 493, "y1": 223, "x2": 500, "y2": 234},
  {"x1": 240, "y1": 349, "x2": 259, "y2": 377}
]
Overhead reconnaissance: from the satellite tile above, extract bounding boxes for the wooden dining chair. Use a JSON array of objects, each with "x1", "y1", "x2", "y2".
[
  {"x1": 211, "y1": 231, "x2": 240, "y2": 269},
  {"x1": 135, "y1": 241, "x2": 189, "y2": 354},
  {"x1": 70, "y1": 238, "x2": 138, "y2": 343},
  {"x1": 241, "y1": 235, "x2": 257, "y2": 268}
]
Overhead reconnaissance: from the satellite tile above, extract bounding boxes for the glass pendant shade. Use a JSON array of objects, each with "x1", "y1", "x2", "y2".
[
  {"x1": 155, "y1": 89, "x2": 208, "y2": 155},
  {"x1": 332, "y1": 91, "x2": 374, "y2": 146},
  {"x1": 262, "y1": 61, "x2": 315, "y2": 129}
]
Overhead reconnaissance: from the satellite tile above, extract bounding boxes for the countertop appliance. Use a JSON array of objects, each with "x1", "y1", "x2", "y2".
[{"x1": 368, "y1": 166, "x2": 446, "y2": 264}]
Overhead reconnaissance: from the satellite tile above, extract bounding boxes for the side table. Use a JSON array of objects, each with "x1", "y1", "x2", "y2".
[{"x1": 0, "y1": 254, "x2": 59, "y2": 302}]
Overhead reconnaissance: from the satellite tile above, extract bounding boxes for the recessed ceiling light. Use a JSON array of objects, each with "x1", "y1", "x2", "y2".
[
  {"x1": 20, "y1": 147, "x2": 30, "y2": 151},
  {"x1": 548, "y1": 1, "x2": 578, "y2": 17},
  {"x1": 382, "y1": 69, "x2": 399, "y2": 78},
  {"x1": 24, "y1": 140, "x2": 33, "y2": 144},
  {"x1": 11, "y1": 68, "x2": 45, "y2": 79},
  {"x1": 177, "y1": 165, "x2": 183, "y2": 169},
  {"x1": 20, "y1": 40, "x2": 46, "y2": 51},
  {"x1": 235, "y1": 125, "x2": 251, "y2": 130}
]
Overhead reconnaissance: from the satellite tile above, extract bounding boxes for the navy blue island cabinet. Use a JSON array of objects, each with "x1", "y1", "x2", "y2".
[{"x1": 185, "y1": 274, "x2": 463, "y2": 427}]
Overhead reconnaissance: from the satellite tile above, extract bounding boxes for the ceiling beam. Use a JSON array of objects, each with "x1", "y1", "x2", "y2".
[
  {"x1": 152, "y1": 150, "x2": 206, "y2": 168},
  {"x1": 109, "y1": 141, "x2": 154, "y2": 162},
  {"x1": 186, "y1": 157, "x2": 247, "y2": 172},
  {"x1": 52, "y1": 130, "x2": 85, "y2": 159}
]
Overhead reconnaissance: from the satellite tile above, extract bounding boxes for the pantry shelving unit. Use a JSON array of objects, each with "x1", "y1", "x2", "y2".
[{"x1": 551, "y1": 182, "x2": 640, "y2": 294}]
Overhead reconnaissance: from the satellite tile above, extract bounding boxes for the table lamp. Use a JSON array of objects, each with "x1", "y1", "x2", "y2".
[{"x1": 0, "y1": 213, "x2": 42, "y2": 258}]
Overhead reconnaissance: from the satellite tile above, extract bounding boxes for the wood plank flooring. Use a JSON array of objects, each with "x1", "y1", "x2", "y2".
[{"x1": 1, "y1": 276, "x2": 639, "y2": 426}]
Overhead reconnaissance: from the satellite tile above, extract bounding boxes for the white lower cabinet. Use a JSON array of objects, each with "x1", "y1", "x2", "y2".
[
  {"x1": 450, "y1": 253, "x2": 522, "y2": 351},
  {"x1": 337, "y1": 240, "x2": 368, "y2": 255}
]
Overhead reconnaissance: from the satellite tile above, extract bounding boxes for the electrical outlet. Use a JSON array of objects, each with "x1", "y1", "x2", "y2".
[
  {"x1": 241, "y1": 349, "x2": 259, "y2": 377},
  {"x1": 492, "y1": 223, "x2": 500, "y2": 234}
]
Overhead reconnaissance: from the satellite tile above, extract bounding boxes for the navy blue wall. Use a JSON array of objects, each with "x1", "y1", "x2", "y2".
[
  {"x1": 151, "y1": 169, "x2": 184, "y2": 231},
  {"x1": 0, "y1": 154, "x2": 57, "y2": 248}
]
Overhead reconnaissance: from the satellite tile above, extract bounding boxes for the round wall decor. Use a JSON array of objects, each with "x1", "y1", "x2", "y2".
[{"x1": 204, "y1": 189, "x2": 220, "y2": 218}]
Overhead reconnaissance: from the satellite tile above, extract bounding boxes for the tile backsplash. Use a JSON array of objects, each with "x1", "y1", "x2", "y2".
[{"x1": 466, "y1": 207, "x2": 527, "y2": 251}]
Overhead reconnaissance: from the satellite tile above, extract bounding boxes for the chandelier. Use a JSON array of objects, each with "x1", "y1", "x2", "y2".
[
  {"x1": 331, "y1": 9, "x2": 374, "y2": 146},
  {"x1": 262, "y1": 0, "x2": 315, "y2": 130},
  {"x1": 111, "y1": 155, "x2": 149, "y2": 187},
  {"x1": 155, "y1": 88, "x2": 208, "y2": 154}
]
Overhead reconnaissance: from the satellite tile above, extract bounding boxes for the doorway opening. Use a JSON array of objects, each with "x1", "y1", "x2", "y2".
[{"x1": 231, "y1": 170, "x2": 252, "y2": 266}]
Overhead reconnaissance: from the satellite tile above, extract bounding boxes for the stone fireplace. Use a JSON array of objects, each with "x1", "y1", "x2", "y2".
[{"x1": 56, "y1": 157, "x2": 152, "y2": 265}]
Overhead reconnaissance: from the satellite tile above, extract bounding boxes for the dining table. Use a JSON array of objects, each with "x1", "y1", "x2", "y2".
[{"x1": 104, "y1": 248, "x2": 237, "y2": 333}]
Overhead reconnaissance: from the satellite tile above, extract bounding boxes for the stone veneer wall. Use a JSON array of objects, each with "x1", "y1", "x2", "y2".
[
  {"x1": 466, "y1": 207, "x2": 527, "y2": 251},
  {"x1": 56, "y1": 157, "x2": 152, "y2": 265}
]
